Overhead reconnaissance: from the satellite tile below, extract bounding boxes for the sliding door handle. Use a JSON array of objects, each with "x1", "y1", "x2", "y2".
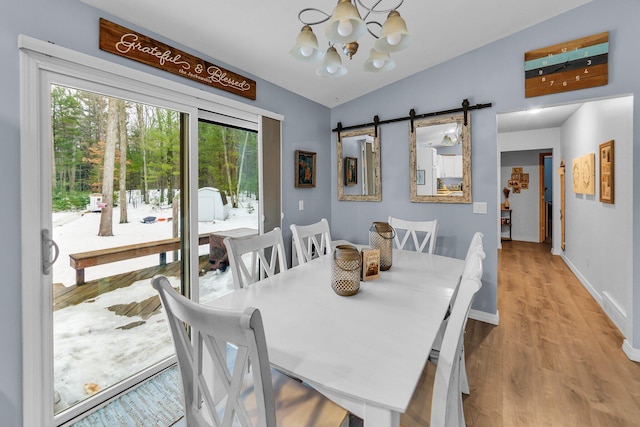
[{"x1": 42, "y1": 229, "x2": 59, "y2": 275}]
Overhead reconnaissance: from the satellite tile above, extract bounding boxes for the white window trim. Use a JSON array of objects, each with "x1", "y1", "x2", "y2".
[{"x1": 19, "y1": 34, "x2": 281, "y2": 426}]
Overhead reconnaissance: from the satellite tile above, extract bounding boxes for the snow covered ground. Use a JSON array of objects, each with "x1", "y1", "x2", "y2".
[{"x1": 52, "y1": 198, "x2": 258, "y2": 414}]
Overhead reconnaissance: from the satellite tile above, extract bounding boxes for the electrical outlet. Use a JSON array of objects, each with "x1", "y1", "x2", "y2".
[
  {"x1": 298, "y1": 200, "x2": 304, "y2": 211},
  {"x1": 473, "y1": 202, "x2": 487, "y2": 214}
]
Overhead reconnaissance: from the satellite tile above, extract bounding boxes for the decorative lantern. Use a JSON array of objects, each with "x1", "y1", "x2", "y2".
[
  {"x1": 369, "y1": 222, "x2": 394, "y2": 270},
  {"x1": 331, "y1": 245, "x2": 361, "y2": 296}
]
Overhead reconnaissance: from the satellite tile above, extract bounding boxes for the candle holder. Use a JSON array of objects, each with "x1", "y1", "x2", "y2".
[
  {"x1": 331, "y1": 245, "x2": 362, "y2": 296},
  {"x1": 369, "y1": 222, "x2": 394, "y2": 270}
]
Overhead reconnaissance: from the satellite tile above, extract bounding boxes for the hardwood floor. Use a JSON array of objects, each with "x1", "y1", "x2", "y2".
[{"x1": 401, "y1": 240, "x2": 640, "y2": 427}]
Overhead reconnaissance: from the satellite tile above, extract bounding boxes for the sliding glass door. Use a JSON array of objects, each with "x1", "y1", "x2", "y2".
[{"x1": 48, "y1": 80, "x2": 190, "y2": 424}]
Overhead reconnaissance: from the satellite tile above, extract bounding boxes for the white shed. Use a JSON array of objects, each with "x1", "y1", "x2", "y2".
[{"x1": 198, "y1": 187, "x2": 230, "y2": 222}]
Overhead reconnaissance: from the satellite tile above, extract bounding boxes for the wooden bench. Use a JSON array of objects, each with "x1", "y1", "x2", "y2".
[{"x1": 69, "y1": 233, "x2": 212, "y2": 285}]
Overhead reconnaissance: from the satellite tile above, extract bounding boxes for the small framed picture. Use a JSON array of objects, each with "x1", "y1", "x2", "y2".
[
  {"x1": 599, "y1": 140, "x2": 614, "y2": 204},
  {"x1": 344, "y1": 157, "x2": 358, "y2": 186},
  {"x1": 295, "y1": 150, "x2": 316, "y2": 188},
  {"x1": 512, "y1": 167, "x2": 523, "y2": 174},
  {"x1": 416, "y1": 169, "x2": 425, "y2": 185}
]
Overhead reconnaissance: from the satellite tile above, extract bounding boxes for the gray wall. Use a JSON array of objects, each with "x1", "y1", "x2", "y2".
[
  {"x1": 1, "y1": 2, "x2": 331, "y2": 424},
  {"x1": 330, "y1": 0, "x2": 640, "y2": 331}
]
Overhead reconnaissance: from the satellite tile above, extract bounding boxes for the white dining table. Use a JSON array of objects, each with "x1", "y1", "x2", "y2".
[{"x1": 206, "y1": 248, "x2": 465, "y2": 427}]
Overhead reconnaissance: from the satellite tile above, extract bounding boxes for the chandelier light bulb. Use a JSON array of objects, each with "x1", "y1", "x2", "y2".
[
  {"x1": 337, "y1": 19, "x2": 353, "y2": 37},
  {"x1": 290, "y1": 25, "x2": 323, "y2": 62},
  {"x1": 374, "y1": 10, "x2": 411, "y2": 53},
  {"x1": 300, "y1": 46, "x2": 314, "y2": 57},
  {"x1": 386, "y1": 33, "x2": 402, "y2": 46},
  {"x1": 316, "y1": 46, "x2": 347, "y2": 77},
  {"x1": 363, "y1": 48, "x2": 395, "y2": 73},
  {"x1": 325, "y1": 0, "x2": 366, "y2": 44}
]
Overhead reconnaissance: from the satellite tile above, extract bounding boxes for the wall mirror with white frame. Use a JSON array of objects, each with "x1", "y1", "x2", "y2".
[
  {"x1": 337, "y1": 127, "x2": 381, "y2": 201},
  {"x1": 409, "y1": 113, "x2": 471, "y2": 203}
]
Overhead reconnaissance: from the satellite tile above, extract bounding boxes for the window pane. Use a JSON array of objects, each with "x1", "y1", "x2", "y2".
[
  {"x1": 197, "y1": 120, "x2": 259, "y2": 303},
  {"x1": 51, "y1": 84, "x2": 183, "y2": 415}
]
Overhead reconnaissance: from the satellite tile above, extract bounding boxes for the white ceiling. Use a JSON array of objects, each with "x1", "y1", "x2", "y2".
[
  {"x1": 497, "y1": 103, "x2": 583, "y2": 133},
  {"x1": 82, "y1": 0, "x2": 592, "y2": 108}
]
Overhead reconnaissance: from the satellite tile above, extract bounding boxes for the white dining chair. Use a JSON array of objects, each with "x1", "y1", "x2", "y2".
[
  {"x1": 290, "y1": 218, "x2": 351, "y2": 266},
  {"x1": 224, "y1": 227, "x2": 287, "y2": 290},
  {"x1": 430, "y1": 244, "x2": 485, "y2": 395},
  {"x1": 388, "y1": 216, "x2": 439, "y2": 254},
  {"x1": 152, "y1": 276, "x2": 349, "y2": 427},
  {"x1": 464, "y1": 231, "x2": 484, "y2": 262},
  {"x1": 430, "y1": 276, "x2": 482, "y2": 427}
]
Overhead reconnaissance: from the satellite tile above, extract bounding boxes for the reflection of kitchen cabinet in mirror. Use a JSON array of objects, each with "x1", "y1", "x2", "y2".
[
  {"x1": 410, "y1": 113, "x2": 471, "y2": 203},
  {"x1": 337, "y1": 127, "x2": 381, "y2": 201}
]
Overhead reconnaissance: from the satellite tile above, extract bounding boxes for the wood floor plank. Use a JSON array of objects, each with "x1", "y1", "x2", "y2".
[{"x1": 400, "y1": 240, "x2": 640, "y2": 427}]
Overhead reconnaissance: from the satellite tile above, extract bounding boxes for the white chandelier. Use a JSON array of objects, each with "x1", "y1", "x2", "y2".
[{"x1": 290, "y1": 0, "x2": 412, "y2": 78}]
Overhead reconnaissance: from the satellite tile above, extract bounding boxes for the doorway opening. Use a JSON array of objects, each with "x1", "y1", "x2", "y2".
[{"x1": 539, "y1": 152, "x2": 553, "y2": 243}]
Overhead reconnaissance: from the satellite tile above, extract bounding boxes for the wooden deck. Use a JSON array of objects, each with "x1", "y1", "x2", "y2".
[{"x1": 53, "y1": 255, "x2": 211, "y2": 312}]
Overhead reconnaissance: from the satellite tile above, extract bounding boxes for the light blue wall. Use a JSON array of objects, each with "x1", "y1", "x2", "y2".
[
  {"x1": 330, "y1": 0, "x2": 640, "y2": 326},
  {"x1": 1, "y1": 2, "x2": 330, "y2": 425},
  {"x1": 3, "y1": 0, "x2": 640, "y2": 425}
]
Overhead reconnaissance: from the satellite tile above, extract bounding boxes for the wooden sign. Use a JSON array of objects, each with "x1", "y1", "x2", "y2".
[
  {"x1": 99, "y1": 18, "x2": 256, "y2": 100},
  {"x1": 525, "y1": 32, "x2": 608, "y2": 98}
]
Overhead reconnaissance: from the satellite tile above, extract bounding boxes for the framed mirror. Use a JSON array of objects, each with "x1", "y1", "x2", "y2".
[
  {"x1": 337, "y1": 127, "x2": 381, "y2": 201},
  {"x1": 409, "y1": 113, "x2": 471, "y2": 203}
]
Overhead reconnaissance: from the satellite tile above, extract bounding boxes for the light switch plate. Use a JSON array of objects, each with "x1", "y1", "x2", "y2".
[
  {"x1": 298, "y1": 200, "x2": 304, "y2": 211},
  {"x1": 473, "y1": 202, "x2": 487, "y2": 214}
]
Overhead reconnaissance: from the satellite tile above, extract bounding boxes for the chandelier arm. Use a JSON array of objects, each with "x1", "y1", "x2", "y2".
[
  {"x1": 356, "y1": 0, "x2": 404, "y2": 16},
  {"x1": 298, "y1": 8, "x2": 331, "y2": 26},
  {"x1": 365, "y1": 21, "x2": 382, "y2": 39}
]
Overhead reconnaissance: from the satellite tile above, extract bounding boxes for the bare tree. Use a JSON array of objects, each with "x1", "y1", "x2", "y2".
[
  {"x1": 236, "y1": 131, "x2": 249, "y2": 201},
  {"x1": 221, "y1": 127, "x2": 237, "y2": 208},
  {"x1": 118, "y1": 99, "x2": 128, "y2": 223},
  {"x1": 99, "y1": 97, "x2": 117, "y2": 236},
  {"x1": 137, "y1": 104, "x2": 149, "y2": 204}
]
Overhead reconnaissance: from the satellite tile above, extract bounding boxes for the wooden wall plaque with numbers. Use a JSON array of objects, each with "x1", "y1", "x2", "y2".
[{"x1": 524, "y1": 32, "x2": 608, "y2": 98}]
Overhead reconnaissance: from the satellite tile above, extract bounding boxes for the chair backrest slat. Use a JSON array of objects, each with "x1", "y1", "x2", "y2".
[
  {"x1": 290, "y1": 218, "x2": 333, "y2": 265},
  {"x1": 224, "y1": 227, "x2": 287, "y2": 289},
  {"x1": 388, "y1": 216, "x2": 439, "y2": 254}
]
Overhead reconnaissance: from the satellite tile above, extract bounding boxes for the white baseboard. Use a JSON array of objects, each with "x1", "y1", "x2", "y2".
[
  {"x1": 560, "y1": 253, "x2": 628, "y2": 334},
  {"x1": 469, "y1": 309, "x2": 499, "y2": 325},
  {"x1": 622, "y1": 340, "x2": 640, "y2": 362}
]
